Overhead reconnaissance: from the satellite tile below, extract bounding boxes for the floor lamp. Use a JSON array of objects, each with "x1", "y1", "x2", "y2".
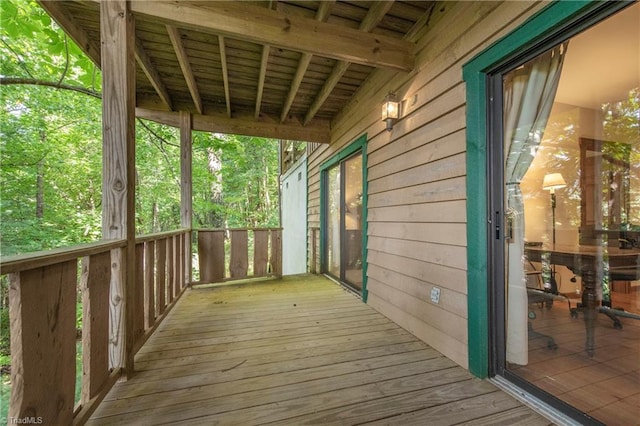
[{"x1": 543, "y1": 172, "x2": 566, "y2": 247}]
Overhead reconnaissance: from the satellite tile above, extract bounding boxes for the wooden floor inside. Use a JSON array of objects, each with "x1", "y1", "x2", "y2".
[{"x1": 88, "y1": 275, "x2": 551, "y2": 425}]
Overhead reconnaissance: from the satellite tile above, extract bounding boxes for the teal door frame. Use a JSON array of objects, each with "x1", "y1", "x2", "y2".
[
  {"x1": 319, "y1": 134, "x2": 369, "y2": 301},
  {"x1": 462, "y1": 0, "x2": 631, "y2": 378}
]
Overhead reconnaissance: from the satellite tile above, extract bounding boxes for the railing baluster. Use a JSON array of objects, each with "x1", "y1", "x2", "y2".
[
  {"x1": 178, "y1": 233, "x2": 184, "y2": 289},
  {"x1": 156, "y1": 238, "x2": 167, "y2": 315},
  {"x1": 230, "y1": 230, "x2": 249, "y2": 279},
  {"x1": 270, "y1": 229, "x2": 283, "y2": 278},
  {"x1": 134, "y1": 243, "x2": 145, "y2": 344},
  {"x1": 198, "y1": 230, "x2": 225, "y2": 283},
  {"x1": 81, "y1": 252, "x2": 111, "y2": 405},
  {"x1": 167, "y1": 237, "x2": 174, "y2": 304},
  {"x1": 144, "y1": 240, "x2": 156, "y2": 329},
  {"x1": 254, "y1": 230, "x2": 270, "y2": 276},
  {"x1": 8, "y1": 261, "x2": 77, "y2": 424}
]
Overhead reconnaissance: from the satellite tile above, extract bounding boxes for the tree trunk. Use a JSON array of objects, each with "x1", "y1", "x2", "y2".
[
  {"x1": 36, "y1": 131, "x2": 46, "y2": 219},
  {"x1": 207, "y1": 148, "x2": 224, "y2": 228}
]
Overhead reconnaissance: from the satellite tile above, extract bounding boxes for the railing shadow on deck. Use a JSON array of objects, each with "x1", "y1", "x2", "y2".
[{"x1": 0, "y1": 227, "x2": 284, "y2": 425}]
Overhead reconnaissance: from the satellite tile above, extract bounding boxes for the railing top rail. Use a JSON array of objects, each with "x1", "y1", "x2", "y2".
[
  {"x1": 135, "y1": 228, "x2": 190, "y2": 243},
  {"x1": 0, "y1": 239, "x2": 127, "y2": 274},
  {"x1": 196, "y1": 227, "x2": 283, "y2": 232}
]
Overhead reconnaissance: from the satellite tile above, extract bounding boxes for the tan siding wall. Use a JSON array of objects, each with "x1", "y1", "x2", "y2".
[{"x1": 307, "y1": 1, "x2": 548, "y2": 368}]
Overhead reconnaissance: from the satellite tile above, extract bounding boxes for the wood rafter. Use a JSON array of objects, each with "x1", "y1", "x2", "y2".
[
  {"x1": 38, "y1": 1, "x2": 101, "y2": 66},
  {"x1": 136, "y1": 107, "x2": 330, "y2": 144},
  {"x1": 166, "y1": 25, "x2": 203, "y2": 114},
  {"x1": 304, "y1": 1, "x2": 394, "y2": 125},
  {"x1": 255, "y1": 44, "x2": 270, "y2": 120},
  {"x1": 131, "y1": 1, "x2": 415, "y2": 71},
  {"x1": 218, "y1": 36, "x2": 231, "y2": 118},
  {"x1": 135, "y1": 38, "x2": 173, "y2": 110},
  {"x1": 280, "y1": 1, "x2": 335, "y2": 123}
]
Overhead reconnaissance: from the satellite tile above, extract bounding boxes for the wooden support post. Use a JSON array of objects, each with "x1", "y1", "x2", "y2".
[
  {"x1": 8, "y1": 262, "x2": 77, "y2": 424},
  {"x1": 100, "y1": 0, "x2": 136, "y2": 375},
  {"x1": 180, "y1": 112, "x2": 193, "y2": 286}
]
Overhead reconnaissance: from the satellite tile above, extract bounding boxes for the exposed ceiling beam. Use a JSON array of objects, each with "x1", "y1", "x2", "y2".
[
  {"x1": 136, "y1": 107, "x2": 331, "y2": 144},
  {"x1": 279, "y1": 1, "x2": 335, "y2": 123},
  {"x1": 38, "y1": 1, "x2": 101, "y2": 66},
  {"x1": 304, "y1": 1, "x2": 394, "y2": 125},
  {"x1": 255, "y1": 45, "x2": 270, "y2": 120},
  {"x1": 166, "y1": 25, "x2": 203, "y2": 114},
  {"x1": 218, "y1": 36, "x2": 231, "y2": 118},
  {"x1": 304, "y1": 61, "x2": 350, "y2": 126},
  {"x1": 131, "y1": 1, "x2": 415, "y2": 72},
  {"x1": 135, "y1": 38, "x2": 173, "y2": 110},
  {"x1": 404, "y1": 1, "x2": 437, "y2": 42}
]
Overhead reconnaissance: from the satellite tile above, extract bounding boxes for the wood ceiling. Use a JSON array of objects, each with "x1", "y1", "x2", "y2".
[{"x1": 38, "y1": 1, "x2": 436, "y2": 143}]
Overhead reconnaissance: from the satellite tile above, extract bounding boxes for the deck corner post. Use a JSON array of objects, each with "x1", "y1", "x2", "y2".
[
  {"x1": 100, "y1": 0, "x2": 136, "y2": 377},
  {"x1": 180, "y1": 111, "x2": 193, "y2": 286}
]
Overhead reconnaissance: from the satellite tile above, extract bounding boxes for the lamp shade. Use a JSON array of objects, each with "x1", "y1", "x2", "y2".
[{"x1": 542, "y1": 173, "x2": 566, "y2": 193}]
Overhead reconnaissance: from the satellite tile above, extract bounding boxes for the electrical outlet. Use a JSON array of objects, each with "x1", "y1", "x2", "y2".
[{"x1": 430, "y1": 287, "x2": 441, "y2": 304}]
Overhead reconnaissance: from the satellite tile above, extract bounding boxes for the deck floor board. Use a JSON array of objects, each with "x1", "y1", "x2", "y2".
[{"x1": 88, "y1": 275, "x2": 551, "y2": 425}]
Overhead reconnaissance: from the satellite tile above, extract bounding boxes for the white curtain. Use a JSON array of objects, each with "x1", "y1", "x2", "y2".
[{"x1": 504, "y1": 42, "x2": 568, "y2": 365}]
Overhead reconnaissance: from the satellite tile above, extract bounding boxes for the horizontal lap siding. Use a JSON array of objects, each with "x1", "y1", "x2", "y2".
[{"x1": 307, "y1": 1, "x2": 545, "y2": 368}]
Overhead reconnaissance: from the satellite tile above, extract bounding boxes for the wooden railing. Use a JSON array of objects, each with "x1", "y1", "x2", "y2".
[
  {"x1": 197, "y1": 228, "x2": 282, "y2": 283},
  {"x1": 0, "y1": 229, "x2": 191, "y2": 425}
]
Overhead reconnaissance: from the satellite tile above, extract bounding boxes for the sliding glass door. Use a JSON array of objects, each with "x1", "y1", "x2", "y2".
[
  {"x1": 324, "y1": 152, "x2": 364, "y2": 292},
  {"x1": 488, "y1": 3, "x2": 639, "y2": 424}
]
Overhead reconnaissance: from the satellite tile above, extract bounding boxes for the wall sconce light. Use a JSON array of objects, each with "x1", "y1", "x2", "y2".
[{"x1": 381, "y1": 92, "x2": 399, "y2": 131}]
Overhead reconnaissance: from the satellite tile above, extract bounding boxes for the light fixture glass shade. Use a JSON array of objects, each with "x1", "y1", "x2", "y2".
[
  {"x1": 381, "y1": 97, "x2": 399, "y2": 120},
  {"x1": 542, "y1": 173, "x2": 566, "y2": 193},
  {"x1": 382, "y1": 93, "x2": 399, "y2": 131}
]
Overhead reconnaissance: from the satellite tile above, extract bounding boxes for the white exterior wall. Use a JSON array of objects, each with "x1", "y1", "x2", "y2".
[{"x1": 281, "y1": 155, "x2": 308, "y2": 275}]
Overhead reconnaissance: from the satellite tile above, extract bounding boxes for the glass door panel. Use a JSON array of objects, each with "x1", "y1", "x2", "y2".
[
  {"x1": 343, "y1": 154, "x2": 363, "y2": 290},
  {"x1": 323, "y1": 152, "x2": 364, "y2": 292},
  {"x1": 326, "y1": 165, "x2": 341, "y2": 278}
]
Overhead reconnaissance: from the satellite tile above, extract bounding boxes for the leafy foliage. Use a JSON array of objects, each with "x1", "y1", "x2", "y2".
[{"x1": 1, "y1": 0, "x2": 280, "y2": 256}]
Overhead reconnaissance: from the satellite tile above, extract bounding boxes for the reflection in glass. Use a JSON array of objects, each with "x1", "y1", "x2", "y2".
[{"x1": 327, "y1": 165, "x2": 341, "y2": 278}]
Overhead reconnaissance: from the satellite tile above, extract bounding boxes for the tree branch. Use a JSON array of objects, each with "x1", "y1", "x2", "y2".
[
  {"x1": 57, "y1": 34, "x2": 70, "y2": 86},
  {"x1": 0, "y1": 38, "x2": 35, "y2": 79},
  {"x1": 0, "y1": 77, "x2": 101, "y2": 99}
]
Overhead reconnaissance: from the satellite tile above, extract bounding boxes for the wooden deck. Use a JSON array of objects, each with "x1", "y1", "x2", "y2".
[{"x1": 88, "y1": 275, "x2": 551, "y2": 425}]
